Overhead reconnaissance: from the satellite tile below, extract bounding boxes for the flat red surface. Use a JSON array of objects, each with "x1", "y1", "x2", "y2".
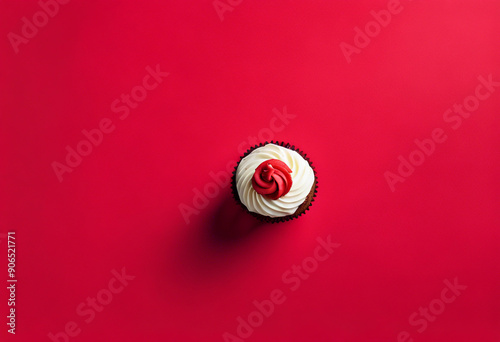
[{"x1": 1, "y1": 1, "x2": 499, "y2": 341}]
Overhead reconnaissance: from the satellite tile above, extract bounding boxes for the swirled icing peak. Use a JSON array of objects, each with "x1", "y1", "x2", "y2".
[
  {"x1": 251, "y1": 159, "x2": 292, "y2": 200},
  {"x1": 235, "y1": 143, "x2": 315, "y2": 218}
]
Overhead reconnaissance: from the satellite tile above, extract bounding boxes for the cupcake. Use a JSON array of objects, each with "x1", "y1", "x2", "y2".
[{"x1": 232, "y1": 141, "x2": 317, "y2": 223}]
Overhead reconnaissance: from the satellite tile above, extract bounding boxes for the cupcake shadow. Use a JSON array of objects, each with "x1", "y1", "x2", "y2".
[
  {"x1": 209, "y1": 192, "x2": 265, "y2": 241},
  {"x1": 162, "y1": 191, "x2": 282, "y2": 293}
]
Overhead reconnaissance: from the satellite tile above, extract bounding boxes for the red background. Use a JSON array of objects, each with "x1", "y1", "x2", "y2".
[{"x1": 1, "y1": 1, "x2": 499, "y2": 341}]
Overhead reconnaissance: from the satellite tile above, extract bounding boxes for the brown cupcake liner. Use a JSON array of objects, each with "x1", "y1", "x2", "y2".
[{"x1": 231, "y1": 141, "x2": 318, "y2": 224}]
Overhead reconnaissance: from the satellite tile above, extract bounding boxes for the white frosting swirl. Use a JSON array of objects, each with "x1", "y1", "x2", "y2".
[{"x1": 236, "y1": 143, "x2": 315, "y2": 217}]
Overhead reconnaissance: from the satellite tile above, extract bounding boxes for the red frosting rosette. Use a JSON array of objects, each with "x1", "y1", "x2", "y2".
[{"x1": 251, "y1": 159, "x2": 293, "y2": 200}]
